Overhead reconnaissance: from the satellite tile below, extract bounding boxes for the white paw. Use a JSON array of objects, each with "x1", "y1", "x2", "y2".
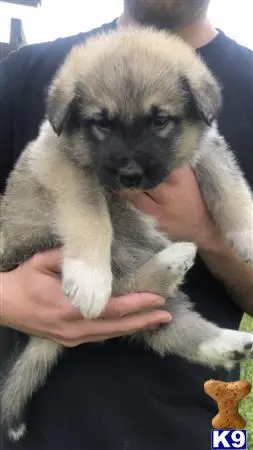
[
  {"x1": 62, "y1": 258, "x2": 112, "y2": 318},
  {"x1": 158, "y1": 242, "x2": 197, "y2": 275},
  {"x1": 199, "y1": 329, "x2": 253, "y2": 370},
  {"x1": 8, "y1": 423, "x2": 27, "y2": 442},
  {"x1": 226, "y1": 230, "x2": 253, "y2": 263}
]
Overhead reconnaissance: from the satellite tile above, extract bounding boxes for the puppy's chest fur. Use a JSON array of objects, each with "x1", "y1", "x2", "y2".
[{"x1": 107, "y1": 195, "x2": 169, "y2": 280}]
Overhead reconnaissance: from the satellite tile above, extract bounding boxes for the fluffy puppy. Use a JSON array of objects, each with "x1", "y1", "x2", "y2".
[{"x1": 1, "y1": 26, "x2": 253, "y2": 441}]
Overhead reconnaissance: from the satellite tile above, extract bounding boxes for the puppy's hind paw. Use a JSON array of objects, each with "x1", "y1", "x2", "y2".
[
  {"x1": 198, "y1": 329, "x2": 253, "y2": 370},
  {"x1": 157, "y1": 242, "x2": 197, "y2": 275},
  {"x1": 7, "y1": 423, "x2": 27, "y2": 442}
]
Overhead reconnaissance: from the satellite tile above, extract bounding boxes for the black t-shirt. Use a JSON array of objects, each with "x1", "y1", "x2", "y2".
[{"x1": 1, "y1": 20, "x2": 253, "y2": 450}]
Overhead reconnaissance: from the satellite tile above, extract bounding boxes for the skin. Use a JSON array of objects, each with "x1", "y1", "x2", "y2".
[
  {"x1": 119, "y1": 167, "x2": 253, "y2": 317},
  {"x1": 1, "y1": 0, "x2": 252, "y2": 345},
  {"x1": 120, "y1": 0, "x2": 217, "y2": 48},
  {"x1": 123, "y1": 0, "x2": 211, "y2": 30},
  {"x1": 0, "y1": 252, "x2": 170, "y2": 346}
]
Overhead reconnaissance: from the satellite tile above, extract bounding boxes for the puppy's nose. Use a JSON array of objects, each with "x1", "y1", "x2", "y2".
[{"x1": 119, "y1": 163, "x2": 143, "y2": 188}]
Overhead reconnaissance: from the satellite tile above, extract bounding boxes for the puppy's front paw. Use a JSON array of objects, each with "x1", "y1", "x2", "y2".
[{"x1": 62, "y1": 258, "x2": 112, "y2": 318}]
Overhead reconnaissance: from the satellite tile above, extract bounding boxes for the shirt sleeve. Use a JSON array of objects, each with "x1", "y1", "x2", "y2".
[{"x1": 0, "y1": 48, "x2": 28, "y2": 194}]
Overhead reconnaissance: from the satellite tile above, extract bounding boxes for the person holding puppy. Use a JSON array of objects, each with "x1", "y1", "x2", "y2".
[{"x1": 1, "y1": 1, "x2": 253, "y2": 449}]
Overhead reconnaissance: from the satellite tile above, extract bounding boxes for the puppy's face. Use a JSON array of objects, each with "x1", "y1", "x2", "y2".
[
  {"x1": 47, "y1": 27, "x2": 221, "y2": 191},
  {"x1": 80, "y1": 102, "x2": 185, "y2": 191}
]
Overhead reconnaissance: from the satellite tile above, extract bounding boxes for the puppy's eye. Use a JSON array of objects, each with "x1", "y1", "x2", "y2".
[
  {"x1": 152, "y1": 116, "x2": 170, "y2": 129},
  {"x1": 91, "y1": 118, "x2": 111, "y2": 141},
  {"x1": 94, "y1": 118, "x2": 111, "y2": 131}
]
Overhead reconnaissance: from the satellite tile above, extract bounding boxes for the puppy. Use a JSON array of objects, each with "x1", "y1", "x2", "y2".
[{"x1": 1, "y1": 26, "x2": 253, "y2": 441}]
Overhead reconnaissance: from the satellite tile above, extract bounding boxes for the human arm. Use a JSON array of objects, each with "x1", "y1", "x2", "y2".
[
  {"x1": 0, "y1": 54, "x2": 15, "y2": 195},
  {"x1": 117, "y1": 167, "x2": 253, "y2": 316},
  {"x1": 0, "y1": 46, "x2": 32, "y2": 194},
  {"x1": 0, "y1": 249, "x2": 171, "y2": 346}
]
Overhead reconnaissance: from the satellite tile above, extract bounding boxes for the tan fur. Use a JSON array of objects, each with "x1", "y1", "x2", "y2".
[
  {"x1": 1, "y1": 26, "x2": 253, "y2": 441},
  {"x1": 47, "y1": 27, "x2": 220, "y2": 130}
]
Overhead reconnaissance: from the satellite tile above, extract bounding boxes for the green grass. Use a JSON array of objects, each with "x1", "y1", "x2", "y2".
[{"x1": 239, "y1": 314, "x2": 253, "y2": 449}]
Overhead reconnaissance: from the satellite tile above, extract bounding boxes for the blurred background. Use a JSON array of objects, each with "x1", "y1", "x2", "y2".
[{"x1": 1, "y1": 0, "x2": 253, "y2": 49}]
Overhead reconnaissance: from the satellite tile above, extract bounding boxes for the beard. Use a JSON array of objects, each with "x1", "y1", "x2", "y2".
[{"x1": 124, "y1": 0, "x2": 210, "y2": 29}]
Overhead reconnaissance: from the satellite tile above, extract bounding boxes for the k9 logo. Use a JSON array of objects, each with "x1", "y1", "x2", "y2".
[{"x1": 211, "y1": 430, "x2": 247, "y2": 449}]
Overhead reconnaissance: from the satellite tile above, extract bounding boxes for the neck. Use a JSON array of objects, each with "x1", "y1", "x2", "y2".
[
  {"x1": 177, "y1": 16, "x2": 217, "y2": 49},
  {"x1": 117, "y1": 13, "x2": 217, "y2": 50}
]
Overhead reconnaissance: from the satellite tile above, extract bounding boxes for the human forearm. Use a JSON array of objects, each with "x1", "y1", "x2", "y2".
[
  {"x1": 0, "y1": 251, "x2": 170, "y2": 343},
  {"x1": 116, "y1": 167, "x2": 253, "y2": 316},
  {"x1": 198, "y1": 228, "x2": 253, "y2": 316}
]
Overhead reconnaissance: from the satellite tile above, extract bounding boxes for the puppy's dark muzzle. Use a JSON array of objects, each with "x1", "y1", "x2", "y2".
[{"x1": 119, "y1": 163, "x2": 143, "y2": 188}]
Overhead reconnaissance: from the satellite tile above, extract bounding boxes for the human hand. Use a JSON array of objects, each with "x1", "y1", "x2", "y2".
[
  {"x1": 117, "y1": 166, "x2": 220, "y2": 248},
  {"x1": 0, "y1": 250, "x2": 171, "y2": 347}
]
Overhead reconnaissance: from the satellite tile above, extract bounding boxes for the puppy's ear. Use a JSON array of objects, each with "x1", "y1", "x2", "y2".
[
  {"x1": 183, "y1": 70, "x2": 222, "y2": 125},
  {"x1": 46, "y1": 79, "x2": 77, "y2": 136}
]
